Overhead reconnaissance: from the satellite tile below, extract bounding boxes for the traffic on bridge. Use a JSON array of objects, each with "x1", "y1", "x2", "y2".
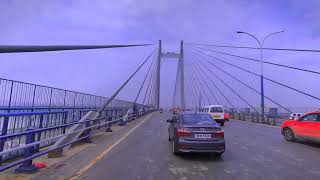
[{"x1": 1, "y1": 1, "x2": 320, "y2": 180}]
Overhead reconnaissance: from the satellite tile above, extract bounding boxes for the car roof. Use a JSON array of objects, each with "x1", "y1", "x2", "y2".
[
  {"x1": 306, "y1": 111, "x2": 320, "y2": 114},
  {"x1": 178, "y1": 111, "x2": 209, "y2": 115},
  {"x1": 204, "y1": 105, "x2": 223, "y2": 107},
  {"x1": 292, "y1": 111, "x2": 320, "y2": 117}
]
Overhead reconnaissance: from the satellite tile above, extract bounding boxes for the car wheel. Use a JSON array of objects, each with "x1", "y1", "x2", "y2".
[
  {"x1": 215, "y1": 152, "x2": 224, "y2": 157},
  {"x1": 172, "y1": 139, "x2": 180, "y2": 155},
  {"x1": 283, "y1": 128, "x2": 295, "y2": 142}
]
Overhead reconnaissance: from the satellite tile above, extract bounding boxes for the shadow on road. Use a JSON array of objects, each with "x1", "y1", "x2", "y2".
[
  {"x1": 297, "y1": 140, "x2": 320, "y2": 148},
  {"x1": 177, "y1": 153, "x2": 224, "y2": 162}
]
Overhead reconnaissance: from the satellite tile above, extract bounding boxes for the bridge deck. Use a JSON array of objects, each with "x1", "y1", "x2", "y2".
[{"x1": 36, "y1": 112, "x2": 320, "y2": 180}]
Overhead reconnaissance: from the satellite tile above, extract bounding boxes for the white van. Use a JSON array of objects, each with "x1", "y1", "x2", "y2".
[
  {"x1": 203, "y1": 105, "x2": 228, "y2": 126},
  {"x1": 289, "y1": 113, "x2": 304, "y2": 120}
]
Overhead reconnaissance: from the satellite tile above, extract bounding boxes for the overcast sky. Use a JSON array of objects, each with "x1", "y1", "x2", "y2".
[{"x1": 0, "y1": 0, "x2": 319, "y2": 110}]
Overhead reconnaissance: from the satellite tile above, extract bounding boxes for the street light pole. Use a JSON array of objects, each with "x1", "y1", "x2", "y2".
[{"x1": 236, "y1": 30, "x2": 284, "y2": 123}]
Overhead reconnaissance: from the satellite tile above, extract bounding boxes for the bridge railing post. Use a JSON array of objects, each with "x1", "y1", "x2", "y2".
[
  {"x1": 35, "y1": 114, "x2": 44, "y2": 152},
  {"x1": 62, "y1": 112, "x2": 67, "y2": 134},
  {"x1": 266, "y1": 116, "x2": 270, "y2": 125},
  {"x1": 272, "y1": 117, "x2": 276, "y2": 126},
  {"x1": 106, "y1": 110, "x2": 113, "y2": 132},
  {"x1": 0, "y1": 116, "x2": 9, "y2": 164},
  {"x1": 80, "y1": 117, "x2": 92, "y2": 143},
  {"x1": 15, "y1": 128, "x2": 38, "y2": 173}
]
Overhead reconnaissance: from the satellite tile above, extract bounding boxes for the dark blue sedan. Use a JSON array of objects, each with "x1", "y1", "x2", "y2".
[{"x1": 167, "y1": 111, "x2": 225, "y2": 156}]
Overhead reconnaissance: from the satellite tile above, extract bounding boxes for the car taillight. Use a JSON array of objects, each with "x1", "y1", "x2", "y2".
[
  {"x1": 176, "y1": 128, "x2": 192, "y2": 137},
  {"x1": 214, "y1": 130, "x2": 224, "y2": 137}
]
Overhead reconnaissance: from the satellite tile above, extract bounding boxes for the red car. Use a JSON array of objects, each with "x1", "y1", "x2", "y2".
[{"x1": 281, "y1": 111, "x2": 320, "y2": 142}]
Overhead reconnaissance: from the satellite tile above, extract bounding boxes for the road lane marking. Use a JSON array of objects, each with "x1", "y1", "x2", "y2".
[
  {"x1": 69, "y1": 113, "x2": 153, "y2": 180},
  {"x1": 232, "y1": 119, "x2": 279, "y2": 129}
]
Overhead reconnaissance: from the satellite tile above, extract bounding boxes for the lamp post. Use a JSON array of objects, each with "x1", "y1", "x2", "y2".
[{"x1": 236, "y1": 30, "x2": 284, "y2": 123}]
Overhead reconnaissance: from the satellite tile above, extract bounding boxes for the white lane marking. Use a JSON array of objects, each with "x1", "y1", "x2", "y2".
[{"x1": 69, "y1": 113, "x2": 153, "y2": 180}]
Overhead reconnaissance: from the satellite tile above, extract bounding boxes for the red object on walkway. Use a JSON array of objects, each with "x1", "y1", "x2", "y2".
[{"x1": 33, "y1": 162, "x2": 47, "y2": 169}]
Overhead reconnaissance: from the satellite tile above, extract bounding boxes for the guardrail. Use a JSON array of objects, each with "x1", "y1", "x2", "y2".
[
  {"x1": 0, "y1": 107, "x2": 155, "y2": 173},
  {"x1": 0, "y1": 77, "x2": 135, "y2": 111},
  {"x1": 0, "y1": 111, "x2": 68, "y2": 161},
  {"x1": 230, "y1": 112, "x2": 286, "y2": 126}
]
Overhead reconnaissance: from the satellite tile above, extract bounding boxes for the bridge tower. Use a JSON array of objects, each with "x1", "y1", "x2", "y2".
[{"x1": 155, "y1": 40, "x2": 185, "y2": 109}]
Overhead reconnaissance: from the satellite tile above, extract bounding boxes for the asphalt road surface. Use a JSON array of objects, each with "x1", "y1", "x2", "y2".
[{"x1": 79, "y1": 112, "x2": 320, "y2": 180}]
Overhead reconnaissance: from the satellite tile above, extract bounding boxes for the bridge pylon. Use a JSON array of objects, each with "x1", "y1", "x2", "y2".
[{"x1": 157, "y1": 40, "x2": 185, "y2": 110}]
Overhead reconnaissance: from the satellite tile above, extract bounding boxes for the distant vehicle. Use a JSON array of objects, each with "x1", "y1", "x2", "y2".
[
  {"x1": 281, "y1": 111, "x2": 320, "y2": 142},
  {"x1": 160, "y1": 108, "x2": 163, "y2": 113},
  {"x1": 170, "y1": 107, "x2": 182, "y2": 113},
  {"x1": 289, "y1": 113, "x2": 304, "y2": 120},
  {"x1": 167, "y1": 112, "x2": 225, "y2": 156},
  {"x1": 202, "y1": 105, "x2": 229, "y2": 126}
]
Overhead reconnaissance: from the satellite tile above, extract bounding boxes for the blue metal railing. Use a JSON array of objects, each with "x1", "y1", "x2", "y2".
[
  {"x1": 0, "y1": 107, "x2": 155, "y2": 172},
  {"x1": 0, "y1": 77, "x2": 135, "y2": 112},
  {"x1": 0, "y1": 77, "x2": 154, "y2": 172},
  {"x1": 0, "y1": 111, "x2": 67, "y2": 162}
]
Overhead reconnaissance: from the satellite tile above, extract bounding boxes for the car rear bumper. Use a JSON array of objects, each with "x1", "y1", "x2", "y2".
[
  {"x1": 179, "y1": 149, "x2": 225, "y2": 153},
  {"x1": 177, "y1": 139, "x2": 225, "y2": 153},
  {"x1": 214, "y1": 119, "x2": 225, "y2": 123}
]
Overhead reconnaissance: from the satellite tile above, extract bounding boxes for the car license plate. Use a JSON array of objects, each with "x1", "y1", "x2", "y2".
[
  {"x1": 213, "y1": 116, "x2": 220, "y2": 118},
  {"x1": 195, "y1": 134, "x2": 211, "y2": 139}
]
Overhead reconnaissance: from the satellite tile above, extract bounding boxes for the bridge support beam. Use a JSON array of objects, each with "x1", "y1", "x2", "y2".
[
  {"x1": 155, "y1": 40, "x2": 161, "y2": 109},
  {"x1": 179, "y1": 40, "x2": 185, "y2": 109}
]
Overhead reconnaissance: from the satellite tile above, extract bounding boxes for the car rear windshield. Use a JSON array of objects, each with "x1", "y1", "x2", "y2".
[
  {"x1": 182, "y1": 114, "x2": 217, "y2": 125},
  {"x1": 210, "y1": 107, "x2": 223, "y2": 113}
]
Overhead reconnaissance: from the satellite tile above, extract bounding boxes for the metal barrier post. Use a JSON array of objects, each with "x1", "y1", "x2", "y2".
[
  {"x1": 62, "y1": 112, "x2": 67, "y2": 134},
  {"x1": 80, "y1": 118, "x2": 92, "y2": 143},
  {"x1": 105, "y1": 110, "x2": 112, "y2": 132},
  {"x1": 266, "y1": 116, "x2": 270, "y2": 125},
  {"x1": 271, "y1": 117, "x2": 276, "y2": 126},
  {"x1": 35, "y1": 114, "x2": 44, "y2": 152},
  {"x1": 15, "y1": 129, "x2": 38, "y2": 173},
  {"x1": 260, "y1": 115, "x2": 264, "y2": 123},
  {"x1": 0, "y1": 116, "x2": 9, "y2": 164}
]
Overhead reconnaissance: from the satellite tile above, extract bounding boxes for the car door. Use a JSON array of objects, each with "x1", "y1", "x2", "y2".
[
  {"x1": 172, "y1": 114, "x2": 182, "y2": 140},
  {"x1": 314, "y1": 115, "x2": 320, "y2": 140},
  {"x1": 293, "y1": 114, "x2": 318, "y2": 138}
]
